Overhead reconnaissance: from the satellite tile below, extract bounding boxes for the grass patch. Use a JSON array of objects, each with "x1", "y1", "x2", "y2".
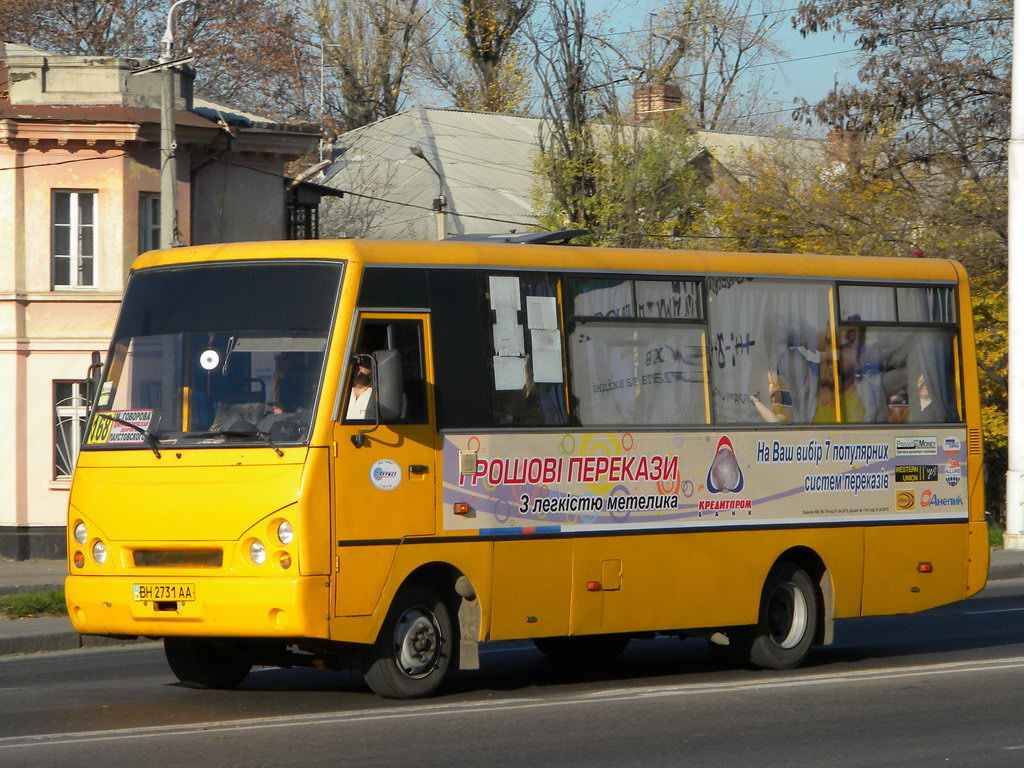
[
  {"x1": 0, "y1": 590, "x2": 67, "y2": 619},
  {"x1": 989, "y1": 521, "x2": 1005, "y2": 549}
]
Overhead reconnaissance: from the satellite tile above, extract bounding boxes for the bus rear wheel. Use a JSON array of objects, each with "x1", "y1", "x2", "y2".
[
  {"x1": 361, "y1": 584, "x2": 455, "y2": 699},
  {"x1": 533, "y1": 634, "x2": 630, "y2": 665},
  {"x1": 718, "y1": 562, "x2": 819, "y2": 670},
  {"x1": 164, "y1": 638, "x2": 253, "y2": 689}
]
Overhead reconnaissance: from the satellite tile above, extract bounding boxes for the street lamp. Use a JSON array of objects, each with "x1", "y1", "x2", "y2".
[{"x1": 409, "y1": 145, "x2": 447, "y2": 241}]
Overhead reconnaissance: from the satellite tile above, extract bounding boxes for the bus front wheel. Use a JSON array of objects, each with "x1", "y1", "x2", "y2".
[
  {"x1": 361, "y1": 584, "x2": 455, "y2": 699},
  {"x1": 715, "y1": 562, "x2": 819, "y2": 670},
  {"x1": 164, "y1": 638, "x2": 253, "y2": 689}
]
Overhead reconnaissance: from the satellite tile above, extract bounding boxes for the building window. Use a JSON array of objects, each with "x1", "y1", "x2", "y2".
[
  {"x1": 54, "y1": 380, "x2": 90, "y2": 480},
  {"x1": 287, "y1": 203, "x2": 319, "y2": 239},
  {"x1": 139, "y1": 192, "x2": 160, "y2": 253},
  {"x1": 52, "y1": 190, "x2": 96, "y2": 288}
]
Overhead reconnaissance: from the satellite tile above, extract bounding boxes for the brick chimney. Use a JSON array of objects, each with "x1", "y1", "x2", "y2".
[
  {"x1": 633, "y1": 84, "x2": 682, "y2": 121},
  {"x1": 827, "y1": 129, "x2": 861, "y2": 170}
]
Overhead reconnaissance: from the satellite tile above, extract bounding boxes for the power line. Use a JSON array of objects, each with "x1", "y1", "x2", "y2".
[{"x1": 601, "y1": 5, "x2": 803, "y2": 38}]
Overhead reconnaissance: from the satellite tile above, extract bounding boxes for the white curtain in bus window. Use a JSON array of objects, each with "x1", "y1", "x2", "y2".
[
  {"x1": 571, "y1": 323, "x2": 707, "y2": 426},
  {"x1": 706, "y1": 279, "x2": 835, "y2": 424},
  {"x1": 572, "y1": 279, "x2": 634, "y2": 317},
  {"x1": 635, "y1": 280, "x2": 701, "y2": 319},
  {"x1": 896, "y1": 286, "x2": 956, "y2": 323},
  {"x1": 839, "y1": 285, "x2": 896, "y2": 322},
  {"x1": 840, "y1": 327, "x2": 959, "y2": 423}
]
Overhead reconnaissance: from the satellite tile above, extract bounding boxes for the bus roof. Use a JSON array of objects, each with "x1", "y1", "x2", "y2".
[{"x1": 131, "y1": 238, "x2": 963, "y2": 283}]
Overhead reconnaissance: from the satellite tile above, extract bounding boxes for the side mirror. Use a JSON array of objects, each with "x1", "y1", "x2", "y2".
[
  {"x1": 86, "y1": 350, "x2": 104, "y2": 405},
  {"x1": 373, "y1": 348, "x2": 403, "y2": 421}
]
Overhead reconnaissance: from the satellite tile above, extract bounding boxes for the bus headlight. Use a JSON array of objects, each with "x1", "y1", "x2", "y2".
[
  {"x1": 92, "y1": 540, "x2": 107, "y2": 564},
  {"x1": 277, "y1": 520, "x2": 294, "y2": 545},
  {"x1": 73, "y1": 522, "x2": 88, "y2": 545},
  {"x1": 249, "y1": 539, "x2": 266, "y2": 565}
]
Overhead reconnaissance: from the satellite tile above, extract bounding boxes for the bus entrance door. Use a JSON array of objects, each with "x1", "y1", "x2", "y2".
[{"x1": 331, "y1": 313, "x2": 437, "y2": 617}]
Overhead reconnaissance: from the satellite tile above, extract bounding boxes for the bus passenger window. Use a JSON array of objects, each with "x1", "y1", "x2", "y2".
[
  {"x1": 343, "y1": 319, "x2": 428, "y2": 424},
  {"x1": 837, "y1": 326, "x2": 959, "y2": 424},
  {"x1": 706, "y1": 279, "x2": 836, "y2": 425},
  {"x1": 836, "y1": 283, "x2": 960, "y2": 424},
  {"x1": 486, "y1": 273, "x2": 568, "y2": 427},
  {"x1": 568, "y1": 278, "x2": 708, "y2": 427}
]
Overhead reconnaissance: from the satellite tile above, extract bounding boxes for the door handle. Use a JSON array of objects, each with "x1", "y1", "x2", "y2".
[{"x1": 409, "y1": 464, "x2": 429, "y2": 474}]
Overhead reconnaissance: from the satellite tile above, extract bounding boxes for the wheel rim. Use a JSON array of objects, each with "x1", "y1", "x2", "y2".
[
  {"x1": 767, "y1": 582, "x2": 808, "y2": 650},
  {"x1": 393, "y1": 607, "x2": 442, "y2": 679}
]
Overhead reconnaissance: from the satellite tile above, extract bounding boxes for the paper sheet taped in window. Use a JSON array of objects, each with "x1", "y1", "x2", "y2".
[
  {"x1": 489, "y1": 276, "x2": 521, "y2": 310},
  {"x1": 493, "y1": 324, "x2": 525, "y2": 357},
  {"x1": 492, "y1": 356, "x2": 527, "y2": 390},
  {"x1": 526, "y1": 296, "x2": 558, "y2": 330}
]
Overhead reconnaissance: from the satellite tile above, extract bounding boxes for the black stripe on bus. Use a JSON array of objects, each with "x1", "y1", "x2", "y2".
[{"x1": 337, "y1": 516, "x2": 968, "y2": 547}]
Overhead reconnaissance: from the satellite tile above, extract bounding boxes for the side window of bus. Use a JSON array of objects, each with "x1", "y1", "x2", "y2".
[
  {"x1": 706, "y1": 278, "x2": 837, "y2": 425},
  {"x1": 485, "y1": 273, "x2": 569, "y2": 427},
  {"x1": 837, "y1": 285, "x2": 960, "y2": 424},
  {"x1": 343, "y1": 318, "x2": 428, "y2": 424},
  {"x1": 568, "y1": 278, "x2": 709, "y2": 427}
]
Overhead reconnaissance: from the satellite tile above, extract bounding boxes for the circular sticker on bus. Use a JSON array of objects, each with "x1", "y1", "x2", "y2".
[
  {"x1": 369, "y1": 459, "x2": 402, "y2": 491},
  {"x1": 199, "y1": 349, "x2": 220, "y2": 370}
]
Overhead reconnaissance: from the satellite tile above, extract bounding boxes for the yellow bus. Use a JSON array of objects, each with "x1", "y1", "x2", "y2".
[{"x1": 66, "y1": 237, "x2": 987, "y2": 698}]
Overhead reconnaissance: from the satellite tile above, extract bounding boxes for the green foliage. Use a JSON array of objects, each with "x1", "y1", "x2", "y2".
[
  {"x1": 989, "y1": 520, "x2": 1005, "y2": 549},
  {"x1": 534, "y1": 116, "x2": 709, "y2": 248},
  {"x1": 972, "y1": 287, "x2": 1008, "y2": 519},
  {"x1": 0, "y1": 590, "x2": 67, "y2": 619}
]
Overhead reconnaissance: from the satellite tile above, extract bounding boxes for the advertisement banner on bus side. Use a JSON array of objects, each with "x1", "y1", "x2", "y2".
[{"x1": 440, "y1": 429, "x2": 969, "y2": 534}]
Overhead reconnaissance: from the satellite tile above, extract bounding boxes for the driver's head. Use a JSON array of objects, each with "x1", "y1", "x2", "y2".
[{"x1": 353, "y1": 361, "x2": 371, "y2": 388}]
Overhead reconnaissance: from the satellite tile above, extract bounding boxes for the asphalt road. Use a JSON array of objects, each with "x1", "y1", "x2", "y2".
[{"x1": 3, "y1": 581, "x2": 1024, "y2": 768}]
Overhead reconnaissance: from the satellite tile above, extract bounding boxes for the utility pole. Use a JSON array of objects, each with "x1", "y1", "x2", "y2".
[
  {"x1": 160, "y1": 0, "x2": 190, "y2": 249},
  {"x1": 1006, "y1": 0, "x2": 1024, "y2": 548}
]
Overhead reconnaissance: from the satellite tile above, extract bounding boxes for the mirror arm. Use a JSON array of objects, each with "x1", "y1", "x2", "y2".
[{"x1": 351, "y1": 354, "x2": 381, "y2": 448}]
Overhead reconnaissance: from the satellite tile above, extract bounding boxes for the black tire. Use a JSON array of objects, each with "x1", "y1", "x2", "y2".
[
  {"x1": 164, "y1": 638, "x2": 253, "y2": 689},
  {"x1": 361, "y1": 584, "x2": 455, "y2": 699},
  {"x1": 533, "y1": 634, "x2": 630, "y2": 665},
  {"x1": 746, "y1": 562, "x2": 819, "y2": 670}
]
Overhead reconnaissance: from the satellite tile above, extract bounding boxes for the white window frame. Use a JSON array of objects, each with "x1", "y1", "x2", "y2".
[
  {"x1": 54, "y1": 380, "x2": 90, "y2": 481},
  {"x1": 52, "y1": 189, "x2": 97, "y2": 289},
  {"x1": 138, "y1": 192, "x2": 160, "y2": 254}
]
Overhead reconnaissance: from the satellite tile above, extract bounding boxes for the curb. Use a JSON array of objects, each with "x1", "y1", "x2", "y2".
[
  {"x1": 0, "y1": 631, "x2": 156, "y2": 657},
  {"x1": 988, "y1": 564, "x2": 1024, "y2": 582},
  {"x1": 0, "y1": 584, "x2": 64, "y2": 597}
]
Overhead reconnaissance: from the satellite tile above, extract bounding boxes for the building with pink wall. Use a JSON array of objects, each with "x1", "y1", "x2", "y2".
[{"x1": 0, "y1": 43, "x2": 322, "y2": 558}]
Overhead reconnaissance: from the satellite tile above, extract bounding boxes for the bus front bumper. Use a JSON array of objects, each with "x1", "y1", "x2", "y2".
[{"x1": 65, "y1": 574, "x2": 330, "y2": 640}]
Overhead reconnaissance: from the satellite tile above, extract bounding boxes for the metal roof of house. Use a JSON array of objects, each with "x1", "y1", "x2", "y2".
[{"x1": 317, "y1": 107, "x2": 825, "y2": 241}]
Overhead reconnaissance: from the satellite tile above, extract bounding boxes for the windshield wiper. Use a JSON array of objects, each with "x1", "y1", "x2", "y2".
[
  {"x1": 95, "y1": 413, "x2": 162, "y2": 458},
  {"x1": 196, "y1": 427, "x2": 285, "y2": 457}
]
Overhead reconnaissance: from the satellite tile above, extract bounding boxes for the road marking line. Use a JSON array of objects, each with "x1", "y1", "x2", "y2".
[
  {"x1": 4, "y1": 655, "x2": 1024, "y2": 750},
  {"x1": 962, "y1": 608, "x2": 1024, "y2": 615}
]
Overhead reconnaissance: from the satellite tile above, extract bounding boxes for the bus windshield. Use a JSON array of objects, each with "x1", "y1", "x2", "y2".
[{"x1": 83, "y1": 261, "x2": 343, "y2": 450}]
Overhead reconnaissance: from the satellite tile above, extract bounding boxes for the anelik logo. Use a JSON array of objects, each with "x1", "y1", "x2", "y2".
[{"x1": 707, "y1": 436, "x2": 744, "y2": 494}]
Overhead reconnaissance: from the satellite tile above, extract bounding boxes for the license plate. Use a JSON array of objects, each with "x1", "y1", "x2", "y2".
[{"x1": 133, "y1": 583, "x2": 196, "y2": 602}]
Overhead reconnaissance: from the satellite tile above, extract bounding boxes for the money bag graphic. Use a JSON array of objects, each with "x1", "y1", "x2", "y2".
[{"x1": 706, "y1": 436, "x2": 744, "y2": 493}]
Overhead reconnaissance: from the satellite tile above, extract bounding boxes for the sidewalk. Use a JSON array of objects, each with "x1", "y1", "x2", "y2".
[{"x1": 2, "y1": 549, "x2": 1024, "y2": 659}]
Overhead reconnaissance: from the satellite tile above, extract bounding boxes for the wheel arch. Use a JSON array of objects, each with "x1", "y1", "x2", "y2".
[
  {"x1": 392, "y1": 561, "x2": 482, "y2": 670},
  {"x1": 770, "y1": 546, "x2": 835, "y2": 645}
]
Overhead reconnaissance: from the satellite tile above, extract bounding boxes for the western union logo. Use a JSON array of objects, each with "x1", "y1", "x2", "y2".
[{"x1": 896, "y1": 490, "x2": 916, "y2": 511}]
